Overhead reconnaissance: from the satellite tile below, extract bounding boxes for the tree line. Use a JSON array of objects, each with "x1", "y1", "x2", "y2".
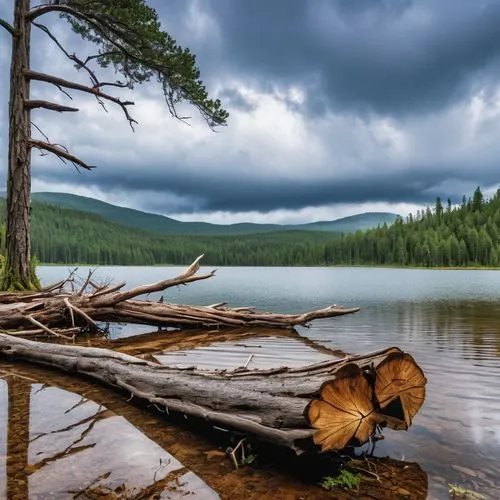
[
  {"x1": 0, "y1": 187, "x2": 498, "y2": 268},
  {"x1": 0, "y1": 201, "x2": 332, "y2": 266},
  {"x1": 329, "y1": 187, "x2": 500, "y2": 267}
]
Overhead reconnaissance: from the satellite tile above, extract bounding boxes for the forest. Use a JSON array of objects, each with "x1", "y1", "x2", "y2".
[
  {"x1": 330, "y1": 186, "x2": 500, "y2": 268},
  {"x1": 0, "y1": 186, "x2": 497, "y2": 267}
]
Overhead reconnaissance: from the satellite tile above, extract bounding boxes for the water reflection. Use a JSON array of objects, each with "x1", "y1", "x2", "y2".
[
  {"x1": 0, "y1": 372, "x2": 218, "y2": 499},
  {"x1": 0, "y1": 380, "x2": 6, "y2": 500},
  {"x1": 33, "y1": 265, "x2": 500, "y2": 498},
  {"x1": 155, "y1": 336, "x2": 334, "y2": 370},
  {"x1": 148, "y1": 303, "x2": 500, "y2": 498},
  {"x1": 302, "y1": 300, "x2": 500, "y2": 498}
]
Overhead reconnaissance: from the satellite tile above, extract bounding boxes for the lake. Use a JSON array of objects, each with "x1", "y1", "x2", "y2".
[{"x1": 6, "y1": 265, "x2": 500, "y2": 497}]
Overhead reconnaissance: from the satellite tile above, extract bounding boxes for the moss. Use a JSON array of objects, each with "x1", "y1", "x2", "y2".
[
  {"x1": 448, "y1": 484, "x2": 485, "y2": 499},
  {"x1": 320, "y1": 469, "x2": 361, "y2": 491},
  {"x1": 0, "y1": 257, "x2": 41, "y2": 291}
]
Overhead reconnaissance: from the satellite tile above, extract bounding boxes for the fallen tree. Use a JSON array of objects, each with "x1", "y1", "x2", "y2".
[
  {"x1": 0, "y1": 334, "x2": 426, "y2": 454},
  {"x1": 0, "y1": 256, "x2": 359, "y2": 336}
]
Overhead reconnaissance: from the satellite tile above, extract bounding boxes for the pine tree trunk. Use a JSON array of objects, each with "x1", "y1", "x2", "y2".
[{"x1": 2, "y1": 0, "x2": 37, "y2": 291}]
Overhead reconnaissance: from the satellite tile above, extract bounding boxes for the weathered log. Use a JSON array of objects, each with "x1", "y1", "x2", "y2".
[
  {"x1": 0, "y1": 334, "x2": 426, "y2": 453},
  {"x1": 0, "y1": 255, "x2": 359, "y2": 333}
]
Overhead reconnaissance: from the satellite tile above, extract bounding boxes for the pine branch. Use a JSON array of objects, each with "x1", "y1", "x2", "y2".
[
  {"x1": 29, "y1": 4, "x2": 158, "y2": 74},
  {"x1": 27, "y1": 2, "x2": 228, "y2": 127},
  {"x1": 28, "y1": 2, "x2": 98, "y2": 21},
  {"x1": 29, "y1": 139, "x2": 95, "y2": 171},
  {"x1": 84, "y1": 50, "x2": 121, "y2": 65},
  {"x1": 25, "y1": 69, "x2": 138, "y2": 129},
  {"x1": 0, "y1": 18, "x2": 16, "y2": 36},
  {"x1": 33, "y1": 21, "x2": 128, "y2": 91},
  {"x1": 25, "y1": 100, "x2": 79, "y2": 112}
]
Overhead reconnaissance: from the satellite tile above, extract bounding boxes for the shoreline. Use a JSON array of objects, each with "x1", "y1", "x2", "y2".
[{"x1": 37, "y1": 262, "x2": 500, "y2": 271}]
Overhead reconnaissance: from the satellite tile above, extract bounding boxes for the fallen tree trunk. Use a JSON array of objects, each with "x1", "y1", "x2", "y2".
[
  {"x1": 0, "y1": 256, "x2": 359, "y2": 335},
  {"x1": 0, "y1": 334, "x2": 426, "y2": 454}
]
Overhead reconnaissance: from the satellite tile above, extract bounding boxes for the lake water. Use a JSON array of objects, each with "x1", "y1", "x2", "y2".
[{"x1": 10, "y1": 266, "x2": 500, "y2": 497}]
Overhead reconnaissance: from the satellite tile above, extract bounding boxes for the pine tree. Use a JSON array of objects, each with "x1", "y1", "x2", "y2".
[{"x1": 0, "y1": 0, "x2": 228, "y2": 289}]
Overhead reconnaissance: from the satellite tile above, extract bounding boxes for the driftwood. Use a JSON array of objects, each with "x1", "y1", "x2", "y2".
[
  {"x1": 0, "y1": 256, "x2": 359, "y2": 335},
  {"x1": 0, "y1": 334, "x2": 426, "y2": 453}
]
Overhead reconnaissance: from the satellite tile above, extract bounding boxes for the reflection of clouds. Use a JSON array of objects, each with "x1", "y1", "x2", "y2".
[
  {"x1": 0, "y1": 380, "x2": 7, "y2": 500},
  {"x1": 23, "y1": 385, "x2": 218, "y2": 498}
]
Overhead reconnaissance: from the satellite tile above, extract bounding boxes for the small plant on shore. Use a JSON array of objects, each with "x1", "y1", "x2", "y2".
[
  {"x1": 320, "y1": 469, "x2": 361, "y2": 491},
  {"x1": 448, "y1": 484, "x2": 485, "y2": 499},
  {"x1": 242, "y1": 451, "x2": 258, "y2": 465}
]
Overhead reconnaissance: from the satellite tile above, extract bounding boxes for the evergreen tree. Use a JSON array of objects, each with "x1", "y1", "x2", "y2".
[{"x1": 0, "y1": 0, "x2": 227, "y2": 289}]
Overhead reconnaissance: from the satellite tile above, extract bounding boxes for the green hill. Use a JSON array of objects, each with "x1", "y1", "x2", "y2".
[
  {"x1": 0, "y1": 188, "x2": 494, "y2": 267},
  {"x1": 0, "y1": 200, "x2": 335, "y2": 266},
  {"x1": 31, "y1": 192, "x2": 397, "y2": 235},
  {"x1": 293, "y1": 212, "x2": 398, "y2": 233}
]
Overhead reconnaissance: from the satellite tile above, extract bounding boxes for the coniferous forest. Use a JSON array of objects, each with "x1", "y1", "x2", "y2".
[{"x1": 0, "y1": 187, "x2": 498, "y2": 267}]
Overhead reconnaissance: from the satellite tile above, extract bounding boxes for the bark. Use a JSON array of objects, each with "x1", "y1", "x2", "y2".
[
  {"x1": 3, "y1": 0, "x2": 37, "y2": 291},
  {"x1": 0, "y1": 334, "x2": 427, "y2": 454},
  {"x1": 0, "y1": 256, "x2": 360, "y2": 332}
]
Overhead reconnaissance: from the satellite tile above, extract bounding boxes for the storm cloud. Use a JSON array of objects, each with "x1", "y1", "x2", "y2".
[{"x1": 1, "y1": 0, "x2": 500, "y2": 223}]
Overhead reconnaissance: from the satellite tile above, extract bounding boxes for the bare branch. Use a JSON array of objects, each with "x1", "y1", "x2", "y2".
[
  {"x1": 97, "y1": 255, "x2": 215, "y2": 306},
  {"x1": 93, "y1": 81, "x2": 129, "y2": 89},
  {"x1": 63, "y1": 298, "x2": 99, "y2": 330},
  {"x1": 25, "y1": 69, "x2": 138, "y2": 129},
  {"x1": 0, "y1": 18, "x2": 15, "y2": 36},
  {"x1": 33, "y1": 20, "x2": 97, "y2": 87},
  {"x1": 26, "y1": 315, "x2": 73, "y2": 340},
  {"x1": 29, "y1": 139, "x2": 95, "y2": 171},
  {"x1": 27, "y1": 2, "x2": 227, "y2": 128},
  {"x1": 28, "y1": 3, "x2": 97, "y2": 21},
  {"x1": 31, "y1": 122, "x2": 51, "y2": 143},
  {"x1": 90, "y1": 282, "x2": 126, "y2": 298},
  {"x1": 25, "y1": 100, "x2": 79, "y2": 112},
  {"x1": 77, "y1": 269, "x2": 95, "y2": 296},
  {"x1": 33, "y1": 21, "x2": 128, "y2": 92},
  {"x1": 55, "y1": 84, "x2": 74, "y2": 100},
  {"x1": 84, "y1": 50, "x2": 121, "y2": 65},
  {"x1": 29, "y1": 4, "x2": 147, "y2": 68}
]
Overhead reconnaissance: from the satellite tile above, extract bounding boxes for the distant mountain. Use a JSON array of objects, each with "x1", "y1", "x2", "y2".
[
  {"x1": 293, "y1": 212, "x2": 399, "y2": 233},
  {"x1": 31, "y1": 192, "x2": 397, "y2": 235}
]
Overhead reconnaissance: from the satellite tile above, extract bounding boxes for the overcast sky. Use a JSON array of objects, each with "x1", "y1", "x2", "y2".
[{"x1": 1, "y1": 0, "x2": 500, "y2": 224}]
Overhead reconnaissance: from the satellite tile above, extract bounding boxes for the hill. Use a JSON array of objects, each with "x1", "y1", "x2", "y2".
[
  {"x1": 31, "y1": 192, "x2": 397, "y2": 235},
  {"x1": 293, "y1": 212, "x2": 398, "y2": 233},
  {"x1": 0, "y1": 200, "x2": 335, "y2": 266}
]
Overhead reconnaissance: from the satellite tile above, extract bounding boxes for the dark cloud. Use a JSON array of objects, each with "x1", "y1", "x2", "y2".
[
  {"x1": 177, "y1": 0, "x2": 500, "y2": 117},
  {"x1": 33, "y1": 156, "x2": 497, "y2": 214},
  {"x1": 218, "y1": 88, "x2": 257, "y2": 113},
  {"x1": 1, "y1": 0, "x2": 500, "y2": 221}
]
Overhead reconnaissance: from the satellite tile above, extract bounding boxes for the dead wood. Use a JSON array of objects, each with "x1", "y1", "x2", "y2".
[
  {"x1": 0, "y1": 334, "x2": 426, "y2": 453},
  {"x1": 0, "y1": 255, "x2": 359, "y2": 333}
]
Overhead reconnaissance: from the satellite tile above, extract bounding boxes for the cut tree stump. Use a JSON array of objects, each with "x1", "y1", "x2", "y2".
[
  {"x1": 0, "y1": 255, "x2": 359, "y2": 335},
  {"x1": 0, "y1": 334, "x2": 427, "y2": 453}
]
